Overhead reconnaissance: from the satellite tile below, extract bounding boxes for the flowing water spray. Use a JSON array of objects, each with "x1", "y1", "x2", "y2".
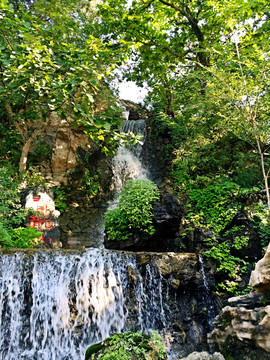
[
  {"x1": 0, "y1": 250, "x2": 173, "y2": 360},
  {"x1": 88, "y1": 119, "x2": 149, "y2": 246},
  {"x1": 198, "y1": 255, "x2": 216, "y2": 329},
  {"x1": 109, "y1": 119, "x2": 149, "y2": 199}
]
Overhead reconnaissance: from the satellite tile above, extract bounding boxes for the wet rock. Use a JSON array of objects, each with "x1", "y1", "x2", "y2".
[{"x1": 120, "y1": 100, "x2": 149, "y2": 120}]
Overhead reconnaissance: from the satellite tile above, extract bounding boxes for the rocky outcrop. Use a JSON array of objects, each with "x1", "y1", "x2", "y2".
[
  {"x1": 178, "y1": 352, "x2": 225, "y2": 360},
  {"x1": 60, "y1": 199, "x2": 108, "y2": 248},
  {"x1": 104, "y1": 185, "x2": 183, "y2": 252},
  {"x1": 50, "y1": 127, "x2": 91, "y2": 184},
  {"x1": 249, "y1": 242, "x2": 270, "y2": 293},
  {"x1": 120, "y1": 99, "x2": 149, "y2": 120},
  {"x1": 209, "y1": 301, "x2": 270, "y2": 359},
  {"x1": 33, "y1": 113, "x2": 95, "y2": 185},
  {"x1": 209, "y1": 243, "x2": 270, "y2": 359}
]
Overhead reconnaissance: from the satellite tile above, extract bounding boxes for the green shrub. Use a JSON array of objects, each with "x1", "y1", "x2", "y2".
[
  {"x1": 11, "y1": 227, "x2": 42, "y2": 248},
  {"x1": 53, "y1": 186, "x2": 68, "y2": 212},
  {"x1": 105, "y1": 179, "x2": 160, "y2": 241},
  {"x1": 0, "y1": 163, "x2": 42, "y2": 248},
  {"x1": 0, "y1": 123, "x2": 21, "y2": 165},
  {"x1": 252, "y1": 204, "x2": 270, "y2": 248},
  {"x1": 85, "y1": 331, "x2": 167, "y2": 360},
  {"x1": 81, "y1": 169, "x2": 101, "y2": 197},
  {"x1": 0, "y1": 164, "x2": 27, "y2": 228},
  {"x1": 0, "y1": 223, "x2": 13, "y2": 248},
  {"x1": 186, "y1": 179, "x2": 242, "y2": 235},
  {"x1": 203, "y1": 240, "x2": 248, "y2": 293}
]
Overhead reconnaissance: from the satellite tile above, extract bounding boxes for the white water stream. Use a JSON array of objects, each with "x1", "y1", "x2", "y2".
[
  {"x1": 0, "y1": 118, "x2": 216, "y2": 359},
  {"x1": 0, "y1": 249, "x2": 170, "y2": 360},
  {"x1": 109, "y1": 119, "x2": 149, "y2": 197}
]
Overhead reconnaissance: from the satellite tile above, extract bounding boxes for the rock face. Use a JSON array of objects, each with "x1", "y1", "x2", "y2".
[
  {"x1": 50, "y1": 127, "x2": 90, "y2": 183},
  {"x1": 249, "y1": 242, "x2": 270, "y2": 292},
  {"x1": 60, "y1": 198, "x2": 109, "y2": 248},
  {"x1": 209, "y1": 244, "x2": 270, "y2": 359},
  {"x1": 34, "y1": 113, "x2": 97, "y2": 185},
  {"x1": 104, "y1": 189, "x2": 183, "y2": 252},
  {"x1": 209, "y1": 302, "x2": 270, "y2": 359}
]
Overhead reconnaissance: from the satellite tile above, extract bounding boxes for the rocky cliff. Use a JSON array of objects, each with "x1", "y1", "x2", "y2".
[{"x1": 209, "y1": 243, "x2": 270, "y2": 359}]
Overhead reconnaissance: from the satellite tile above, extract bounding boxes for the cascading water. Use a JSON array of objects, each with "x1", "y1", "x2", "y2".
[
  {"x1": 110, "y1": 119, "x2": 149, "y2": 194},
  {"x1": 0, "y1": 249, "x2": 174, "y2": 360},
  {"x1": 86, "y1": 118, "x2": 149, "y2": 248},
  {"x1": 198, "y1": 255, "x2": 216, "y2": 329},
  {"x1": 0, "y1": 117, "x2": 216, "y2": 360},
  {"x1": 84, "y1": 118, "x2": 149, "y2": 247}
]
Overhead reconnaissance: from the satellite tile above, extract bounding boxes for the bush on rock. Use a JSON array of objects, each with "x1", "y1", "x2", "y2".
[
  {"x1": 105, "y1": 179, "x2": 159, "y2": 241},
  {"x1": 85, "y1": 331, "x2": 168, "y2": 360}
]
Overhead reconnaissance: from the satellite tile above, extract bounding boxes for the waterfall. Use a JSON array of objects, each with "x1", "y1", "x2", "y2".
[
  {"x1": 110, "y1": 119, "x2": 149, "y2": 194},
  {"x1": 0, "y1": 249, "x2": 173, "y2": 360},
  {"x1": 198, "y1": 255, "x2": 216, "y2": 329},
  {"x1": 80, "y1": 118, "x2": 149, "y2": 247}
]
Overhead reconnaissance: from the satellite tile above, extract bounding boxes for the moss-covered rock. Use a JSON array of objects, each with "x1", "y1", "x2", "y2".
[{"x1": 85, "y1": 331, "x2": 168, "y2": 360}]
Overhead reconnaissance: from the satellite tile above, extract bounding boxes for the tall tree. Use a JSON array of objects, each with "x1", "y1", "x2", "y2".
[
  {"x1": 203, "y1": 5, "x2": 270, "y2": 209},
  {"x1": 97, "y1": 0, "x2": 225, "y2": 114},
  {"x1": 0, "y1": 0, "x2": 125, "y2": 172}
]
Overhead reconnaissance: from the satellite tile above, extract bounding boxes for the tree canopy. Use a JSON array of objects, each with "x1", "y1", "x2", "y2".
[
  {"x1": 97, "y1": 0, "x2": 270, "y2": 209},
  {"x1": 0, "y1": 0, "x2": 130, "y2": 172}
]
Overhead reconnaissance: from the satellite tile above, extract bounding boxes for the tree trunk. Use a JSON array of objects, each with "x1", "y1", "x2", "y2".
[{"x1": 19, "y1": 128, "x2": 46, "y2": 172}]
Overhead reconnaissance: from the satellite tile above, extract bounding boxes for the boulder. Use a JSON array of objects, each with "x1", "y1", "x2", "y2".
[
  {"x1": 249, "y1": 242, "x2": 270, "y2": 293},
  {"x1": 178, "y1": 351, "x2": 225, "y2": 360},
  {"x1": 209, "y1": 303, "x2": 270, "y2": 358},
  {"x1": 51, "y1": 127, "x2": 91, "y2": 184},
  {"x1": 208, "y1": 239, "x2": 270, "y2": 359}
]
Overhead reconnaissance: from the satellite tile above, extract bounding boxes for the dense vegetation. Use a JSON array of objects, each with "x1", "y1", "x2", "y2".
[
  {"x1": 85, "y1": 331, "x2": 167, "y2": 360},
  {"x1": 105, "y1": 179, "x2": 159, "y2": 241},
  {"x1": 96, "y1": 0, "x2": 270, "y2": 294},
  {"x1": 0, "y1": 0, "x2": 270, "y2": 292}
]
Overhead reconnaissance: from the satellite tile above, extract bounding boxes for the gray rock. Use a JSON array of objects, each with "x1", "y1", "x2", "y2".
[{"x1": 178, "y1": 351, "x2": 225, "y2": 360}]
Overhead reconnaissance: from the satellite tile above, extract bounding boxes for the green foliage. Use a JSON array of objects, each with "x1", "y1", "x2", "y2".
[
  {"x1": 233, "y1": 285, "x2": 253, "y2": 297},
  {"x1": 0, "y1": 0, "x2": 134, "y2": 172},
  {"x1": 53, "y1": 186, "x2": 69, "y2": 212},
  {"x1": 21, "y1": 167, "x2": 46, "y2": 188},
  {"x1": 0, "y1": 163, "x2": 42, "y2": 248},
  {"x1": 0, "y1": 222, "x2": 13, "y2": 248},
  {"x1": 252, "y1": 204, "x2": 270, "y2": 248},
  {"x1": 0, "y1": 164, "x2": 27, "y2": 229},
  {"x1": 81, "y1": 169, "x2": 101, "y2": 197},
  {"x1": 10, "y1": 227, "x2": 42, "y2": 248},
  {"x1": 0, "y1": 123, "x2": 21, "y2": 165},
  {"x1": 105, "y1": 179, "x2": 160, "y2": 241},
  {"x1": 186, "y1": 179, "x2": 242, "y2": 235},
  {"x1": 85, "y1": 331, "x2": 167, "y2": 360},
  {"x1": 203, "y1": 229, "x2": 250, "y2": 294},
  {"x1": 204, "y1": 240, "x2": 248, "y2": 294}
]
